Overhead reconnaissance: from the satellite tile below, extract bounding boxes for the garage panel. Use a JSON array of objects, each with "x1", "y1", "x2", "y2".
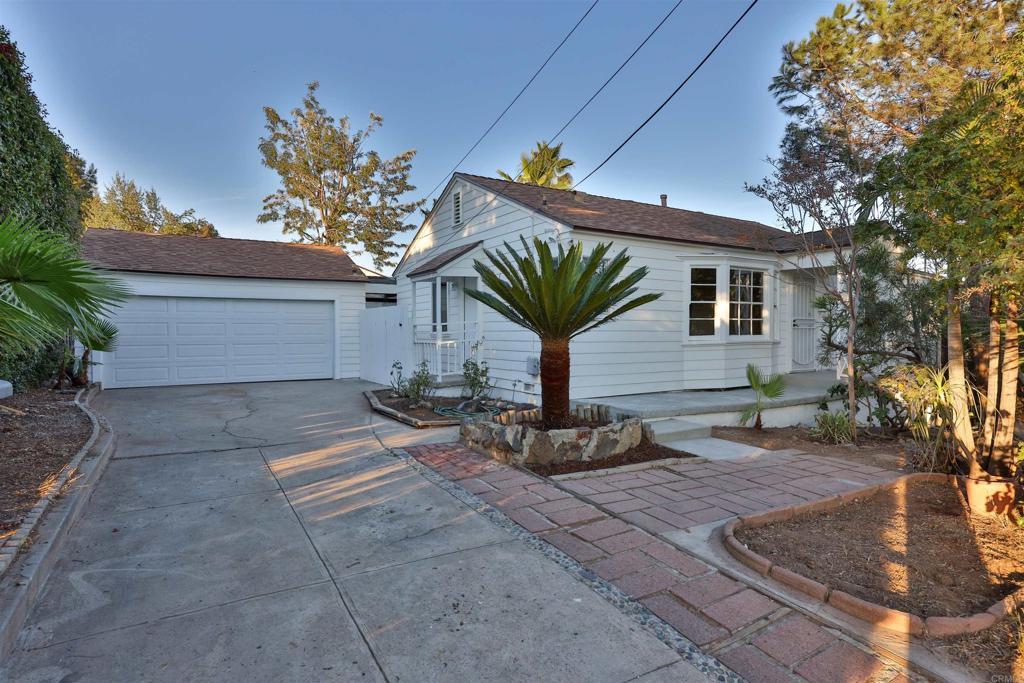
[{"x1": 104, "y1": 296, "x2": 334, "y2": 388}]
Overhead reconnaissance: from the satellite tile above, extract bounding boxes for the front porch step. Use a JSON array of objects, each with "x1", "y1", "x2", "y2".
[
  {"x1": 644, "y1": 417, "x2": 711, "y2": 443},
  {"x1": 435, "y1": 374, "x2": 465, "y2": 389}
]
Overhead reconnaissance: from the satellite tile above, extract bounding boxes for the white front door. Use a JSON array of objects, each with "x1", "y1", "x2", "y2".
[
  {"x1": 103, "y1": 296, "x2": 335, "y2": 388},
  {"x1": 791, "y1": 278, "x2": 816, "y2": 372}
]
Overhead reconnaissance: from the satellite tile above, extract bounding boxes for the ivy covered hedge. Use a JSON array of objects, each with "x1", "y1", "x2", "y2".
[{"x1": 0, "y1": 25, "x2": 85, "y2": 243}]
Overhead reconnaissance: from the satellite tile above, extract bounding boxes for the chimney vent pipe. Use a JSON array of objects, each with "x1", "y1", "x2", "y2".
[{"x1": 660, "y1": 194, "x2": 668, "y2": 207}]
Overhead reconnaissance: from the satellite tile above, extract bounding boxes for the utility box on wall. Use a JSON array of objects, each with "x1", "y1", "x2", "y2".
[{"x1": 526, "y1": 356, "x2": 540, "y2": 376}]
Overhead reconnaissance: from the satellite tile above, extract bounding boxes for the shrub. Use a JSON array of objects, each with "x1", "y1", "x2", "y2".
[
  {"x1": 0, "y1": 343, "x2": 62, "y2": 391},
  {"x1": 462, "y1": 344, "x2": 490, "y2": 400},
  {"x1": 389, "y1": 361, "x2": 407, "y2": 396},
  {"x1": 811, "y1": 411, "x2": 853, "y2": 444},
  {"x1": 877, "y1": 364, "x2": 965, "y2": 472},
  {"x1": 405, "y1": 361, "x2": 436, "y2": 405}
]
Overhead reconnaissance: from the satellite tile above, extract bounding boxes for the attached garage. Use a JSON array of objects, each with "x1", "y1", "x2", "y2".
[{"x1": 82, "y1": 229, "x2": 367, "y2": 389}]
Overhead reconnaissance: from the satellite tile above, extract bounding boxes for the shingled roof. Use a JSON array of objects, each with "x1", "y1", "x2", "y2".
[
  {"x1": 456, "y1": 173, "x2": 800, "y2": 252},
  {"x1": 406, "y1": 241, "x2": 483, "y2": 277},
  {"x1": 82, "y1": 229, "x2": 367, "y2": 282}
]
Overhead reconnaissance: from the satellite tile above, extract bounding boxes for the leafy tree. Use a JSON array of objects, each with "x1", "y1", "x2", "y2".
[
  {"x1": 0, "y1": 26, "x2": 87, "y2": 242},
  {"x1": 85, "y1": 173, "x2": 218, "y2": 237},
  {"x1": 886, "y1": 36, "x2": 1024, "y2": 475},
  {"x1": 747, "y1": 124, "x2": 889, "y2": 442},
  {"x1": 497, "y1": 141, "x2": 575, "y2": 189},
  {"x1": 466, "y1": 237, "x2": 661, "y2": 429},
  {"x1": 770, "y1": 0, "x2": 1022, "y2": 458},
  {"x1": 258, "y1": 82, "x2": 423, "y2": 269},
  {"x1": 0, "y1": 216, "x2": 127, "y2": 355}
]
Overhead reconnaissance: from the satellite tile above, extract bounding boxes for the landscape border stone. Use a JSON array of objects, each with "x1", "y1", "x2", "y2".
[
  {"x1": 0, "y1": 385, "x2": 116, "y2": 659},
  {"x1": 721, "y1": 471, "x2": 1019, "y2": 638},
  {"x1": 364, "y1": 389, "x2": 462, "y2": 428}
]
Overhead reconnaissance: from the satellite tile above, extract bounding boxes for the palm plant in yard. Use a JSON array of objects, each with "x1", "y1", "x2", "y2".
[
  {"x1": 1, "y1": 217, "x2": 127, "y2": 357},
  {"x1": 739, "y1": 363, "x2": 786, "y2": 430},
  {"x1": 466, "y1": 237, "x2": 661, "y2": 429}
]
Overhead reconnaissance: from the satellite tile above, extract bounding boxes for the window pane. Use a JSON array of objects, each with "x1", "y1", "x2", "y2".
[
  {"x1": 691, "y1": 284, "x2": 716, "y2": 301},
  {"x1": 755, "y1": 304, "x2": 764, "y2": 321},
  {"x1": 690, "y1": 319, "x2": 715, "y2": 336},
  {"x1": 692, "y1": 268, "x2": 716, "y2": 285},
  {"x1": 752, "y1": 320, "x2": 763, "y2": 335},
  {"x1": 740, "y1": 271, "x2": 751, "y2": 286},
  {"x1": 752, "y1": 271, "x2": 763, "y2": 287},
  {"x1": 740, "y1": 304, "x2": 750, "y2": 321},
  {"x1": 740, "y1": 286, "x2": 752, "y2": 303},
  {"x1": 741, "y1": 319, "x2": 752, "y2": 335},
  {"x1": 729, "y1": 270, "x2": 738, "y2": 285},
  {"x1": 729, "y1": 320, "x2": 739, "y2": 335},
  {"x1": 752, "y1": 286, "x2": 763, "y2": 303},
  {"x1": 689, "y1": 303, "x2": 715, "y2": 319}
]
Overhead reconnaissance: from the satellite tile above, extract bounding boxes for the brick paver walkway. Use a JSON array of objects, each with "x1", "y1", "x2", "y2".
[{"x1": 407, "y1": 443, "x2": 913, "y2": 683}]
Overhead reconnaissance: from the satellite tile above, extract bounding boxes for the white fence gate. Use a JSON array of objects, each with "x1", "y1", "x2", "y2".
[{"x1": 359, "y1": 307, "x2": 409, "y2": 386}]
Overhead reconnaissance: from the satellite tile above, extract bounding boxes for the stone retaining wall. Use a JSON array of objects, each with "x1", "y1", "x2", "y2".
[{"x1": 460, "y1": 405, "x2": 642, "y2": 466}]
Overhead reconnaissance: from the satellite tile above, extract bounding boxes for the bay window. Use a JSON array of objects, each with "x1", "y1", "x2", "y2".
[
  {"x1": 688, "y1": 267, "x2": 717, "y2": 336},
  {"x1": 728, "y1": 268, "x2": 764, "y2": 336},
  {"x1": 686, "y1": 264, "x2": 769, "y2": 339}
]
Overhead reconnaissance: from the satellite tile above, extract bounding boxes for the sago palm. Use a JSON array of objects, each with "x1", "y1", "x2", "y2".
[
  {"x1": 739, "y1": 363, "x2": 786, "y2": 430},
  {"x1": 0, "y1": 217, "x2": 128, "y2": 354},
  {"x1": 466, "y1": 237, "x2": 661, "y2": 429},
  {"x1": 497, "y1": 141, "x2": 575, "y2": 189}
]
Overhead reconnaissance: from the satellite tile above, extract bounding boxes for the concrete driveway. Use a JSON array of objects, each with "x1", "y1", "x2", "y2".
[{"x1": 1, "y1": 380, "x2": 708, "y2": 683}]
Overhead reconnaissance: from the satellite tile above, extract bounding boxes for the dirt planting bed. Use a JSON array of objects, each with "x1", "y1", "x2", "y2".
[
  {"x1": 0, "y1": 389, "x2": 92, "y2": 539},
  {"x1": 935, "y1": 604, "x2": 1024, "y2": 682},
  {"x1": 523, "y1": 438, "x2": 694, "y2": 477},
  {"x1": 713, "y1": 425, "x2": 911, "y2": 470},
  {"x1": 737, "y1": 479, "x2": 1022, "y2": 618}
]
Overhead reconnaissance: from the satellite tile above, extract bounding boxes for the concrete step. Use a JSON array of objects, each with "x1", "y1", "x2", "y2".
[
  {"x1": 644, "y1": 417, "x2": 711, "y2": 443},
  {"x1": 658, "y1": 436, "x2": 768, "y2": 461}
]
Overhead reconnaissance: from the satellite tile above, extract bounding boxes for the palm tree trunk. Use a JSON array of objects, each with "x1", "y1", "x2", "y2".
[
  {"x1": 540, "y1": 338, "x2": 571, "y2": 429},
  {"x1": 981, "y1": 292, "x2": 1001, "y2": 461},
  {"x1": 947, "y1": 288, "x2": 981, "y2": 476},
  {"x1": 990, "y1": 296, "x2": 1019, "y2": 476}
]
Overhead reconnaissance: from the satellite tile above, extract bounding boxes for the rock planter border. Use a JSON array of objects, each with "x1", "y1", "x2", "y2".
[
  {"x1": 460, "y1": 404, "x2": 643, "y2": 466},
  {"x1": 363, "y1": 390, "x2": 462, "y2": 428},
  {"x1": 721, "y1": 472, "x2": 1022, "y2": 638}
]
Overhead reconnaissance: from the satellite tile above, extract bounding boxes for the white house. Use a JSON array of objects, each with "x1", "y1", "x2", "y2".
[
  {"x1": 82, "y1": 229, "x2": 368, "y2": 389},
  {"x1": 376, "y1": 173, "x2": 832, "y2": 405}
]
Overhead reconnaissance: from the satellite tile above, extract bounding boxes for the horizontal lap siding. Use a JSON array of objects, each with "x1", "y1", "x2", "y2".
[
  {"x1": 396, "y1": 181, "x2": 565, "y2": 402},
  {"x1": 566, "y1": 232, "x2": 787, "y2": 398}
]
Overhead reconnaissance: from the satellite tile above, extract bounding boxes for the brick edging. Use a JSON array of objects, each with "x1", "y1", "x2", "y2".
[
  {"x1": 363, "y1": 390, "x2": 461, "y2": 428},
  {"x1": 0, "y1": 385, "x2": 117, "y2": 659},
  {"x1": 721, "y1": 472, "x2": 1019, "y2": 638}
]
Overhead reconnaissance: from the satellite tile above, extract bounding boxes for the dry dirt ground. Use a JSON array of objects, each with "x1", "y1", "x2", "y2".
[
  {"x1": 0, "y1": 389, "x2": 91, "y2": 538},
  {"x1": 713, "y1": 425, "x2": 911, "y2": 470},
  {"x1": 738, "y1": 479, "x2": 1024, "y2": 681}
]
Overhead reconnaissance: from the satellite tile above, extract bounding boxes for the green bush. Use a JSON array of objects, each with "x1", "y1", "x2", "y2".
[
  {"x1": 462, "y1": 344, "x2": 490, "y2": 400},
  {"x1": 810, "y1": 411, "x2": 853, "y2": 444},
  {"x1": 0, "y1": 343, "x2": 62, "y2": 391},
  {"x1": 0, "y1": 27, "x2": 86, "y2": 242},
  {"x1": 405, "y1": 361, "x2": 436, "y2": 405}
]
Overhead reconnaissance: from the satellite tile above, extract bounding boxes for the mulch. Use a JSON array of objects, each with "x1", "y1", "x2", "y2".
[
  {"x1": 371, "y1": 389, "x2": 475, "y2": 421},
  {"x1": 524, "y1": 438, "x2": 694, "y2": 477},
  {"x1": 737, "y1": 479, "x2": 1022, "y2": 618},
  {"x1": 935, "y1": 604, "x2": 1023, "y2": 682},
  {"x1": 0, "y1": 389, "x2": 92, "y2": 538}
]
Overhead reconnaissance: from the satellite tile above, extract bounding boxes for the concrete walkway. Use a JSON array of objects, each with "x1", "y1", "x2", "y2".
[{"x1": 1, "y1": 380, "x2": 711, "y2": 683}]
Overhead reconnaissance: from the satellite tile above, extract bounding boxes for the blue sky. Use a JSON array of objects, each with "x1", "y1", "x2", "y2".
[{"x1": 4, "y1": 0, "x2": 833, "y2": 271}]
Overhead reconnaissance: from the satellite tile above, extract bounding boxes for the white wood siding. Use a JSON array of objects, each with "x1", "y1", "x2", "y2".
[{"x1": 396, "y1": 180, "x2": 565, "y2": 402}]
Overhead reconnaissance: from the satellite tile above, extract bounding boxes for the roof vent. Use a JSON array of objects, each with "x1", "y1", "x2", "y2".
[
  {"x1": 660, "y1": 194, "x2": 668, "y2": 207},
  {"x1": 542, "y1": 195, "x2": 548, "y2": 207},
  {"x1": 573, "y1": 190, "x2": 584, "y2": 202}
]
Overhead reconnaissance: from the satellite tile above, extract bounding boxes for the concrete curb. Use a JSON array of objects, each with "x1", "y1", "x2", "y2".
[
  {"x1": 0, "y1": 385, "x2": 116, "y2": 659},
  {"x1": 363, "y1": 390, "x2": 462, "y2": 428},
  {"x1": 550, "y1": 456, "x2": 707, "y2": 481},
  {"x1": 722, "y1": 472, "x2": 1020, "y2": 638}
]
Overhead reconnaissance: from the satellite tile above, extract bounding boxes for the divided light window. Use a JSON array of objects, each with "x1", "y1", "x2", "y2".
[
  {"x1": 688, "y1": 267, "x2": 717, "y2": 336},
  {"x1": 453, "y1": 190, "x2": 462, "y2": 225},
  {"x1": 729, "y1": 268, "x2": 764, "y2": 336}
]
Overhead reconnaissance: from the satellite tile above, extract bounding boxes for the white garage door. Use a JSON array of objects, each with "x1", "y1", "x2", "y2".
[{"x1": 104, "y1": 296, "x2": 334, "y2": 388}]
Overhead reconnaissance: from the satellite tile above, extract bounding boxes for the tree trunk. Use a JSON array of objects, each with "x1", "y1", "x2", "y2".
[
  {"x1": 540, "y1": 338, "x2": 571, "y2": 429},
  {"x1": 947, "y1": 288, "x2": 981, "y2": 476},
  {"x1": 847, "y1": 297, "x2": 858, "y2": 444},
  {"x1": 981, "y1": 292, "x2": 1001, "y2": 460},
  {"x1": 990, "y1": 296, "x2": 1019, "y2": 476}
]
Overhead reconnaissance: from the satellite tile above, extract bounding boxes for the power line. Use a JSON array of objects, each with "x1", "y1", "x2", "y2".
[
  {"x1": 418, "y1": 0, "x2": 601, "y2": 204},
  {"x1": 571, "y1": 0, "x2": 760, "y2": 188},
  {"x1": 422, "y1": 0, "x2": 686, "y2": 253}
]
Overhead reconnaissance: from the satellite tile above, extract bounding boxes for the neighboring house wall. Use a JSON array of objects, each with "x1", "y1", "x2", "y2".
[
  {"x1": 92, "y1": 271, "x2": 365, "y2": 382},
  {"x1": 396, "y1": 179, "x2": 564, "y2": 403}
]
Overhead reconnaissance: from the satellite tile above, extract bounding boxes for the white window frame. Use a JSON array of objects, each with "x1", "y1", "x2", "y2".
[
  {"x1": 681, "y1": 257, "x2": 777, "y2": 344},
  {"x1": 452, "y1": 190, "x2": 462, "y2": 226},
  {"x1": 728, "y1": 267, "x2": 766, "y2": 337}
]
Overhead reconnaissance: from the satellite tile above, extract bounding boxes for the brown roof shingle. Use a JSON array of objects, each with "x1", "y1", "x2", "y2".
[
  {"x1": 457, "y1": 173, "x2": 798, "y2": 252},
  {"x1": 406, "y1": 241, "x2": 483, "y2": 277},
  {"x1": 82, "y1": 228, "x2": 367, "y2": 282}
]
